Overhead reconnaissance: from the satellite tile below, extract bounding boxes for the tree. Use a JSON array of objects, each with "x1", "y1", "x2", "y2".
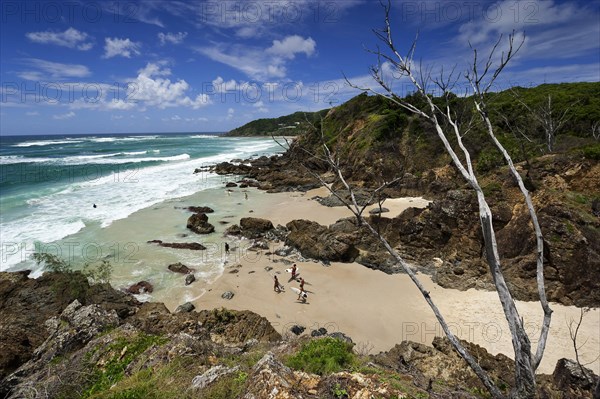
[
  {"x1": 280, "y1": 3, "x2": 553, "y2": 398},
  {"x1": 514, "y1": 93, "x2": 574, "y2": 152}
]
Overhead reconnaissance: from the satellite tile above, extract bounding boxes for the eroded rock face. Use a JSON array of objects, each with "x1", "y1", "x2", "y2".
[
  {"x1": 0, "y1": 271, "x2": 137, "y2": 382},
  {"x1": 285, "y1": 219, "x2": 359, "y2": 262}
]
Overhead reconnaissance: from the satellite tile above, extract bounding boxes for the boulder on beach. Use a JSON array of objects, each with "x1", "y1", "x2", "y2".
[
  {"x1": 285, "y1": 219, "x2": 359, "y2": 262},
  {"x1": 168, "y1": 262, "x2": 194, "y2": 274},
  {"x1": 187, "y1": 213, "x2": 215, "y2": 234},
  {"x1": 225, "y1": 182, "x2": 238, "y2": 188},
  {"x1": 148, "y1": 240, "x2": 206, "y2": 251},
  {"x1": 126, "y1": 281, "x2": 154, "y2": 294},
  {"x1": 187, "y1": 206, "x2": 214, "y2": 213},
  {"x1": 185, "y1": 274, "x2": 196, "y2": 285},
  {"x1": 221, "y1": 291, "x2": 235, "y2": 300},
  {"x1": 239, "y1": 217, "x2": 274, "y2": 239},
  {"x1": 175, "y1": 302, "x2": 195, "y2": 313}
]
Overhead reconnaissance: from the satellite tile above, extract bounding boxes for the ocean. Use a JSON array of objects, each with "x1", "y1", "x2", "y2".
[{"x1": 0, "y1": 133, "x2": 283, "y2": 295}]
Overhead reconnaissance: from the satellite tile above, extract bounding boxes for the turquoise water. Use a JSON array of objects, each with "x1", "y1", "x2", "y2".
[{"x1": 0, "y1": 133, "x2": 282, "y2": 273}]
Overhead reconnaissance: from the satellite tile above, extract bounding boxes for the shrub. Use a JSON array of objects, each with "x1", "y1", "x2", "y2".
[{"x1": 286, "y1": 338, "x2": 356, "y2": 375}]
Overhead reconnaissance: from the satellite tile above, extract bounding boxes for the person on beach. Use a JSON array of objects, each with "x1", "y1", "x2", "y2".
[
  {"x1": 297, "y1": 287, "x2": 307, "y2": 303},
  {"x1": 291, "y1": 264, "x2": 297, "y2": 281},
  {"x1": 225, "y1": 242, "x2": 230, "y2": 255},
  {"x1": 244, "y1": 192, "x2": 248, "y2": 200},
  {"x1": 299, "y1": 277, "x2": 305, "y2": 291},
  {"x1": 274, "y1": 275, "x2": 282, "y2": 292}
]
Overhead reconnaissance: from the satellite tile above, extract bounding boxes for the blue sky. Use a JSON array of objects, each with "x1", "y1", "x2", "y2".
[{"x1": 1, "y1": 0, "x2": 598, "y2": 135}]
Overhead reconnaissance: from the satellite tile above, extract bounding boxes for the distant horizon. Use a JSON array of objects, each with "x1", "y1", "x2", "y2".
[{"x1": 0, "y1": 131, "x2": 227, "y2": 138}]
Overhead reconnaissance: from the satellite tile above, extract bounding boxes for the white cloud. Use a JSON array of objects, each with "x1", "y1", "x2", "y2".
[
  {"x1": 26, "y1": 28, "x2": 93, "y2": 50},
  {"x1": 266, "y1": 35, "x2": 316, "y2": 59},
  {"x1": 196, "y1": 35, "x2": 316, "y2": 80},
  {"x1": 103, "y1": 37, "x2": 141, "y2": 58},
  {"x1": 53, "y1": 111, "x2": 75, "y2": 120},
  {"x1": 158, "y1": 32, "x2": 188, "y2": 45},
  {"x1": 226, "y1": 107, "x2": 235, "y2": 120},
  {"x1": 127, "y1": 62, "x2": 212, "y2": 109},
  {"x1": 19, "y1": 58, "x2": 91, "y2": 80},
  {"x1": 212, "y1": 76, "x2": 241, "y2": 92},
  {"x1": 25, "y1": 111, "x2": 39, "y2": 116}
]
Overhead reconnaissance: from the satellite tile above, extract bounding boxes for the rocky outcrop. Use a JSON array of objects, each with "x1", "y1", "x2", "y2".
[
  {"x1": 187, "y1": 212, "x2": 215, "y2": 234},
  {"x1": 285, "y1": 219, "x2": 359, "y2": 262},
  {"x1": 148, "y1": 240, "x2": 207, "y2": 250},
  {"x1": 0, "y1": 271, "x2": 137, "y2": 382}
]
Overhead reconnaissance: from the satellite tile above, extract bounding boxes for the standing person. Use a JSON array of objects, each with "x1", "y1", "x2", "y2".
[
  {"x1": 244, "y1": 192, "x2": 248, "y2": 200},
  {"x1": 297, "y1": 287, "x2": 307, "y2": 303},
  {"x1": 225, "y1": 242, "x2": 230, "y2": 255},
  {"x1": 299, "y1": 277, "x2": 305, "y2": 291},
  {"x1": 273, "y1": 275, "x2": 281, "y2": 292},
  {"x1": 291, "y1": 264, "x2": 297, "y2": 281}
]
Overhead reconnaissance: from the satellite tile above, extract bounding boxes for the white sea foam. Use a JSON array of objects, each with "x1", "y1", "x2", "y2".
[
  {"x1": 0, "y1": 138, "x2": 282, "y2": 271},
  {"x1": 12, "y1": 139, "x2": 84, "y2": 147},
  {"x1": 0, "y1": 153, "x2": 190, "y2": 165}
]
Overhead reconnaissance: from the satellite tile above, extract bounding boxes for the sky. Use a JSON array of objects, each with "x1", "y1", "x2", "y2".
[{"x1": 0, "y1": 0, "x2": 598, "y2": 135}]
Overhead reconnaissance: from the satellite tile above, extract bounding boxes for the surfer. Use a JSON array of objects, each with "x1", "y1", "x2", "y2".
[
  {"x1": 225, "y1": 242, "x2": 230, "y2": 254},
  {"x1": 297, "y1": 287, "x2": 307, "y2": 302},
  {"x1": 299, "y1": 277, "x2": 305, "y2": 291},
  {"x1": 93, "y1": 203, "x2": 97, "y2": 208},
  {"x1": 274, "y1": 275, "x2": 282, "y2": 292}
]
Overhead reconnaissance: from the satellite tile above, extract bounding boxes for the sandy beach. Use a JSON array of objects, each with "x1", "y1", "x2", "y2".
[{"x1": 181, "y1": 187, "x2": 600, "y2": 375}]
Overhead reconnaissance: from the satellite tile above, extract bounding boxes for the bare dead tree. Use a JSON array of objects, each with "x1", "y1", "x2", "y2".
[
  {"x1": 567, "y1": 307, "x2": 600, "y2": 385},
  {"x1": 592, "y1": 121, "x2": 600, "y2": 141},
  {"x1": 332, "y1": 2, "x2": 552, "y2": 398},
  {"x1": 513, "y1": 93, "x2": 574, "y2": 152}
]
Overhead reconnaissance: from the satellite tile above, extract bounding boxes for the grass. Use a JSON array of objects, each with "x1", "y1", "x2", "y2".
[
  {"x1": 286, "y1": 337, "x2": 356, "y2": 375},
  {"x1": 82, "y1": 333, "x2": 168, "y2": 398}
]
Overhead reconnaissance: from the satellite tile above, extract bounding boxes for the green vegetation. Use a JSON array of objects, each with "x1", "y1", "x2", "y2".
[
  {"x1": 226, "y1": 109, "x2": 329, "y2": 136},
  {"x1": 286, "y1": 337, "x2": 356, "y2": 375},
  {"x1": 32, "y1": 252, "x2": 113, "y2": 285},
  {"x1": 83, "y1": 333, "x2": 168, "y2": 398}
]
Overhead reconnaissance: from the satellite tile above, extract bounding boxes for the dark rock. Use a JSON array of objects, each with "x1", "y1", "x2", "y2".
[
  {"x1": 221, "y1": 291, "x2": 235, "y2": 300},
  {"x1": 249, "y1": 240, "x2": 269, "y2": 250},
  {"x1": 168, "y1": 262, "x2": 194, "y2": 274},
  {"x1": 187, "y1": 206, "x2": 214, "y2": 213},
  {"x1": 592, "y1": 198, "x2": 600, "y2": 217},
  {"x1": 369, "y1": 207, "x2": 390, "y2": 214},
  {"x1": 310, "y1": 327, "x2": 327, "y2": 337},
  {"x1": 239, "y1": 183, "x2": 248, "y2": 188},
  {"x1": 225, "y1": 182, "x2": 238, "y2": 187},
  {"x1": 126, "y1": 281, "x2": 153, "y2": 294},
  {"x1": 239, "y1": 217, "x2": 275, "y2": 239},
  {"x1": 290, "y1": 325, "x2": 305, "y2": 335},
  {"x1": 148, "y1": 240, "x2": 206, "y2": 250},
  {"x1": 175, "y1": 302, "x2": 195, "y2": 313},
  {"x1": 553, "y1": 358, "x2": 598, "y2": 392},
  {"x1": 185, "y1": 274, "x2": 196, "y2": 285},
  {"x1": 328, "y1": 332, "x2": 353, "y2": 344},
  {"x1": 225, "y1": 224, "x2": 242, "y2": 236},
  {"x1": 274, "y1": 246, "x2": 293, "y2": 257},
  {"x1": 187, "y1": 213, "x2": 215, "y2": 234},
  {"x1": 285, "y1": 219, "x2": 359, "y2": 262}
]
